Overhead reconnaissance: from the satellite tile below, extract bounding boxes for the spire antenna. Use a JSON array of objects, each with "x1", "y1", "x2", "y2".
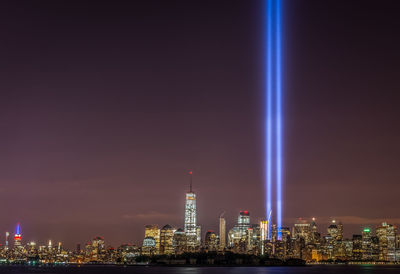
[{"x1": 189, "y1": 171, "x2": 193, "y2": 192}]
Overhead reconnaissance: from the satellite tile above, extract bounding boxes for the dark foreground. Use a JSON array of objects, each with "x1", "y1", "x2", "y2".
[{"x1": 2, "y1": 265, "x2": 400, "y2": 274}]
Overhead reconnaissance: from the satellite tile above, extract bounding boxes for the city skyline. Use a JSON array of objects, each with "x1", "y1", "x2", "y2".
[
  {"x1": 3, "y1": 185, "x2": 400, "y2": 264},
  {"x1": 1, "y1": 0, "x2": 400, "y2": 250},
  {"x1": 3, "y1": 177, "x2": 400, "y2": 250}
]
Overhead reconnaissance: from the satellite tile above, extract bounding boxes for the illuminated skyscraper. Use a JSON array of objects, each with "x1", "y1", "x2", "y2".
[
  {"x1": 14, "y1": 223, "x2": 22, "y2": 248},
  {"x1": 238, "y1": 211, "x2": 250, "y2": 234},
  {"x1": 196, "y1": 226, "x2": 201, "y2": 246},
  {"x1": 311, "y1": 218, "x2": 317, "y2": 234},
  {"x1": 184, "y1": 171, "x2": 199, "y2": 250},
  {"x1": 219, "y1": 214, "x2": 226, "y2": 250},
  {"x1": 293, "y1": 219, "x2": 311, "y2": 244},
  {"x1": 376, "y1": 222, "x2": 397, "y2": 261},
  {"x1": 260, "y1": 220, "x2": 268, "y2": 255},
  {"x1": 270, "y1": 224, "x2": 277, "y2": 243},
  {"x1": 142, "y1": 237, "x2": 157, "y2": 256},
  {"x1": 91, "y1": 236, "x2": 105, "y2": 260},
  {"x1": 352, "y1": 234, "x2": 363, "y2": 260},
  {"x1": 5, "y1": 232, "x2": 9, "y2": 250},
  {"x1": 160, "y1": 224, "x2": 175, "y2": 255},
  {"x1": 204, "y1": 230, "x2": 218, "y2": 251},
  {"x1": 57, "y1": 242, "x2": 62, "y2": 253},
  {"x1": 362, "y1": 227, "x2": 373, "y2": 260},
  {"x1": 26, "y1": 241, "x2": 37, "y2": 257},
  {"x1": 173, "y1": 228, "x2": 187, "y2": 254},
  {"x1": 228, "y1": 211, "x2": 252, "y2": 253},
  {"x1": 327, "y1": 220, "x2": 343, "y2": 241},
  {"x1": 310, "y1": 218, "x2": 320, "y2": 244},
  {"x1": 337, "y1": 222, "x2": 344, "y2": 241},
  {"x1": 144, "y1": 225, "x2": 160, "y2": 254}
]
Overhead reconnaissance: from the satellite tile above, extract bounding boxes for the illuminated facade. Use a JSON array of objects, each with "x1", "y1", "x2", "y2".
[
  {"x1": 293, "y1": 219, "x2": 311, "y2": 244},
  {"x1": 310, "y1": 218, "x2": 320, "y2": 244},
  {"x1": 14, "y1": 223, "x2": 22, "y2": 248},
  {"x1": 142, "y1": 237, "x2": 156, "y2": 256},
  {"x1": 219, "y1": 215, "x2": 226, "y2": 250},
  {"x1": 376, "y1": 222, "x2": 397, "y2": 261},
  {"x1": 5, "y1": 232, "x2": 9, "y2": 250},
  {"x1": 184, "y1": 171, "x2": 200, "y2": 250},
  {"x1": 204, "y1": 231, "x2": 218, "y2": 251},
  {"x1": 228, "y1": 226, "x2": 242, "y2": 250},
  {"x1": 362, "y1": 227, "x2": 373, "y2": 260},
  {"x1": 352, "y1": 234, "x2": 363, "y2": 260},
  {"x1": 160, "y1": 224, "x2": 175, "y2": 255},
  {"x1": 238, "y1": 210, "x2": 250, "y2": 234},
  {"x1": 173, "y1": 228, "x2": 187, "y2": 254},
  {"x1": 228, "y1": 211, "x2": 252, "y2": 253},
  {"x1": 327, "y1": 220, "x2": 343, "y2": 241},
  {"x1": 260, "y1": 220, "x2": 268, "y2": 255},
  {"x1": 89, "y1": 236, "x2": 105, "y2": 261},
  {"x1": 144, "y1": 225, "x2": 160, "y2": 254}
]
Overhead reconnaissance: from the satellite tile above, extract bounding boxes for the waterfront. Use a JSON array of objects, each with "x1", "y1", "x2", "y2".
[{"x1": 2, "y1": 265, "x2": 400, "y2": 274}]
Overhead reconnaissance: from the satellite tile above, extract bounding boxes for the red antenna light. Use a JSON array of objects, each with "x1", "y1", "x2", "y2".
[{"x1": 189, "y1": 171, "x2": 193, "y2": 192}]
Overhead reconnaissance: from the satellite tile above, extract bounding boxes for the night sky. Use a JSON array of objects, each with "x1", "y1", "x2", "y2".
[{"x1": 0, "y1": 0, "x2": 399, "y2": 248}]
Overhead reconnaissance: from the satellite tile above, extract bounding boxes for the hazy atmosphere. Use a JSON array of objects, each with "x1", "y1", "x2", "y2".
[{"x1": 1, "y1": 0, "x2": 399, "y2": 248}]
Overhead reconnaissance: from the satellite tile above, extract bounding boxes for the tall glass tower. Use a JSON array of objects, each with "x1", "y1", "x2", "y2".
[{"x1": 184, "y1": 171, "x2": 199, "y2": 250}]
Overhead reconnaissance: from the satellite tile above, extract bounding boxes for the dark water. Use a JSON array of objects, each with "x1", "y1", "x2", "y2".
[{"x1": 2, "y1": 265, "x2": 400, "y2": 274}]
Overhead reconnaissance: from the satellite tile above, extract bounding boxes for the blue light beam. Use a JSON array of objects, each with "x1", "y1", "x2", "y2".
[
  {"x1": 275, "y1": 0, "x2": 283, "y2": 240},
  {"x1": 265, "y1": 0, "x2": 283, "y2": 240},
  {"x1": 265, "y1": 0, "x2": 273, "y2": 240}
]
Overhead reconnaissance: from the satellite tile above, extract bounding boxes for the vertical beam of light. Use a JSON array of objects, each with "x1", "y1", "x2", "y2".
[
  {"x1": 275, "y1": 0, "x2": 283, "y2": 240},
  {"x1": 265, "y1": 0, "x2": 273, "y2": 240},
  {"x1": 265, "y1": 0, "x2": 283, "y2": 240}
]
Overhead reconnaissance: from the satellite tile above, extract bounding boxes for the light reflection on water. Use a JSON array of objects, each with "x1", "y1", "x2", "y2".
[
  {"x1": 125, "y1": 265, "x2": 400, "y2": 274},
  {"x1": 3, "y1": 265, "x2": 400, "y2": 274},
  {"x1": 140, "y1": 265, "x2": 400, "y2": 274}
]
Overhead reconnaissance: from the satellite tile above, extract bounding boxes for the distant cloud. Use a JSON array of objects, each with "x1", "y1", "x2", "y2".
[
  {"x1": 285, "y1": 216, "x2": 400, "y2": 225},
  {"x1": 122, "y1": 211, "x2": 176, "y2": 221}
]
